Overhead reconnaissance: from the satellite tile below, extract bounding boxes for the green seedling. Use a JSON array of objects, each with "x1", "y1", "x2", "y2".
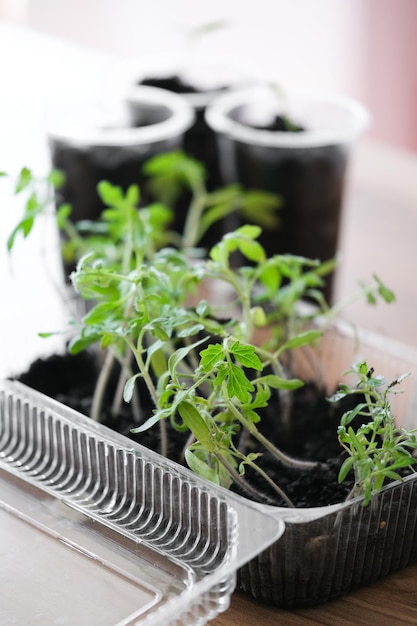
[
  {"x1": 329, "y1": 361, "x2": 417, "y2": 505},
  {"x1": 64, "y1": 187, "x2": 394, "y2": 504},
  {"x1": 142, "y1": 150, "x2": 282, "y2": 252},
  {"x1": 5, "y1": 153, "x2": 397, "y2": 505}
]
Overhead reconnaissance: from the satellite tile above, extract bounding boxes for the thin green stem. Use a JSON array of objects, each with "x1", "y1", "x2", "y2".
[
  {"x1": 238, "y1": 454, "x2": 295, "y2": 507},
  {"x1": 253, "y1": 345, "x2": 293, "y2": 428},
  {"x1": 125, "y1": 335, "x2": 168, "y2": 457},
  {"x1": 76, "y1": 268, "x2": 138, "y2": 285},
  {"x1": 126, "y1": 337, "x2": 159, "y2": 408},
  {"x1": 111, "y1": 352, "x2": 142, "y2": 423},
  {"x1": 91, "y1": 350, "x2": 115, "y2": 422},
  {"x1": 225, "y1": 393, "x2": 320, "y2": 470},
  {"x1": 207, "y1": 267, "x2": 254, "y2": 339},
  {"x1": 214, "y1": 449, "x2": 295, "y2": 507},
  {"x1": 182, "y1": 179, "x2": 207, "y2": 250}
]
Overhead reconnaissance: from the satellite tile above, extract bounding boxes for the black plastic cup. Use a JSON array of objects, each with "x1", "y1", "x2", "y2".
[
  {"x1": 205, "y1": 86, "x2": 369, "y2": 300},
  {"x1": 47, "y1": 86, "x2": 195, "y2": 225}
]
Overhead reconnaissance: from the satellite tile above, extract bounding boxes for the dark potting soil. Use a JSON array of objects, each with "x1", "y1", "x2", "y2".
[
  {"x1": 231, "y1": 140, "x2": 347, "y2": 303},
  {"x1": 141, "y1": 75, "x2": 199, "y2": 94},
  {"x1": 17, "y1": 350, "x2": 362, "y2": 509},
  {"x1": 140, "y1": 75, "x2": 228, "y2": 95},
  {"x1": 249, "y1": 115, "x2": 305, "y2": 133}
]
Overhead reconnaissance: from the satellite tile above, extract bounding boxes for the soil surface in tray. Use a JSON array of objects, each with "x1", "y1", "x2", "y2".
[
  {"x1": 17, "y1": 350, "x2": 366, "y2": 508},
  {"x1": 248, "y1": 115, "x2": 305, "y2": 133}
]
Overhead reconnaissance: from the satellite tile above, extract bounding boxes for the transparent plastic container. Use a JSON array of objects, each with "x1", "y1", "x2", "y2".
[
  {"x1": 2, "y1": 320, "x2": 417, "y2": 617},
  {"x1": 238, "y1": 320, "x2": 417, "y2": 607},
  {"x1": 0, "y1": 379, "x2": 284, "y2": 625}
]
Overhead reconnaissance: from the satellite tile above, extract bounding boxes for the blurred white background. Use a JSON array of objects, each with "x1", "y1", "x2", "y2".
[{"x1": 2, "y1": 0, "x2": 417, "y2": 151}]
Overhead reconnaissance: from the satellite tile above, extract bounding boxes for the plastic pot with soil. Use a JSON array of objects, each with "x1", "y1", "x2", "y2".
[
  {"x1": 47, "y1": 85, "x2": 195, "y2": 225},
  {"x1": 205, "y1": 85, "x2": 370, "y2": 300}
]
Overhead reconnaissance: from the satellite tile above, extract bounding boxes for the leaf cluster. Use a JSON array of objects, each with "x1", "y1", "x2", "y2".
[
  {"x1": 6, "y1": 167, "x2": 65, "y2": 252},
  {"x1": 329, "y1": 361, "x2": 417, "y2": 505},
  {"x1": 4, "y1": 151, "x2": 398, "y2": 505}
]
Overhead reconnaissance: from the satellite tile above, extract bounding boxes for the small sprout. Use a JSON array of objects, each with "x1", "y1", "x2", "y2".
[{"x1": 329, "y1": 361, "x2": 417, "y2": 505}]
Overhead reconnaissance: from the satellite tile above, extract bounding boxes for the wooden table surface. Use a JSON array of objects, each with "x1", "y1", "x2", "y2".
[
  {"x1": 211, "y1": 561, "x2": 417, "y2": 625},
  {"x1": 209, "y1": 140, "x2": 417, "y2": 624}
]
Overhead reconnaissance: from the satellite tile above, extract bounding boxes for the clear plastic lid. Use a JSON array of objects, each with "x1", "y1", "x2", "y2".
[{"x1": 0, "y1": 379, "x2": 284, "y2": 625}]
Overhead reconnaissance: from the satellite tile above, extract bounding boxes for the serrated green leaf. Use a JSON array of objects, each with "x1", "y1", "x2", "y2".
[
  {"x1": 229, "y1": 341, "x2": 262, "y2": 370},
  {"x1": 248, "y1": 383, "x2": 270, "y2": 409},
  {"x1": 200, "y1": 343, "x2": 224, "y2": 371},
  {"x1": 237, "y1": 237, "x2": 266, "y2": 263},
  {"x1": 227, "y1": 364, "x2": 254, "y2": 401}
]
